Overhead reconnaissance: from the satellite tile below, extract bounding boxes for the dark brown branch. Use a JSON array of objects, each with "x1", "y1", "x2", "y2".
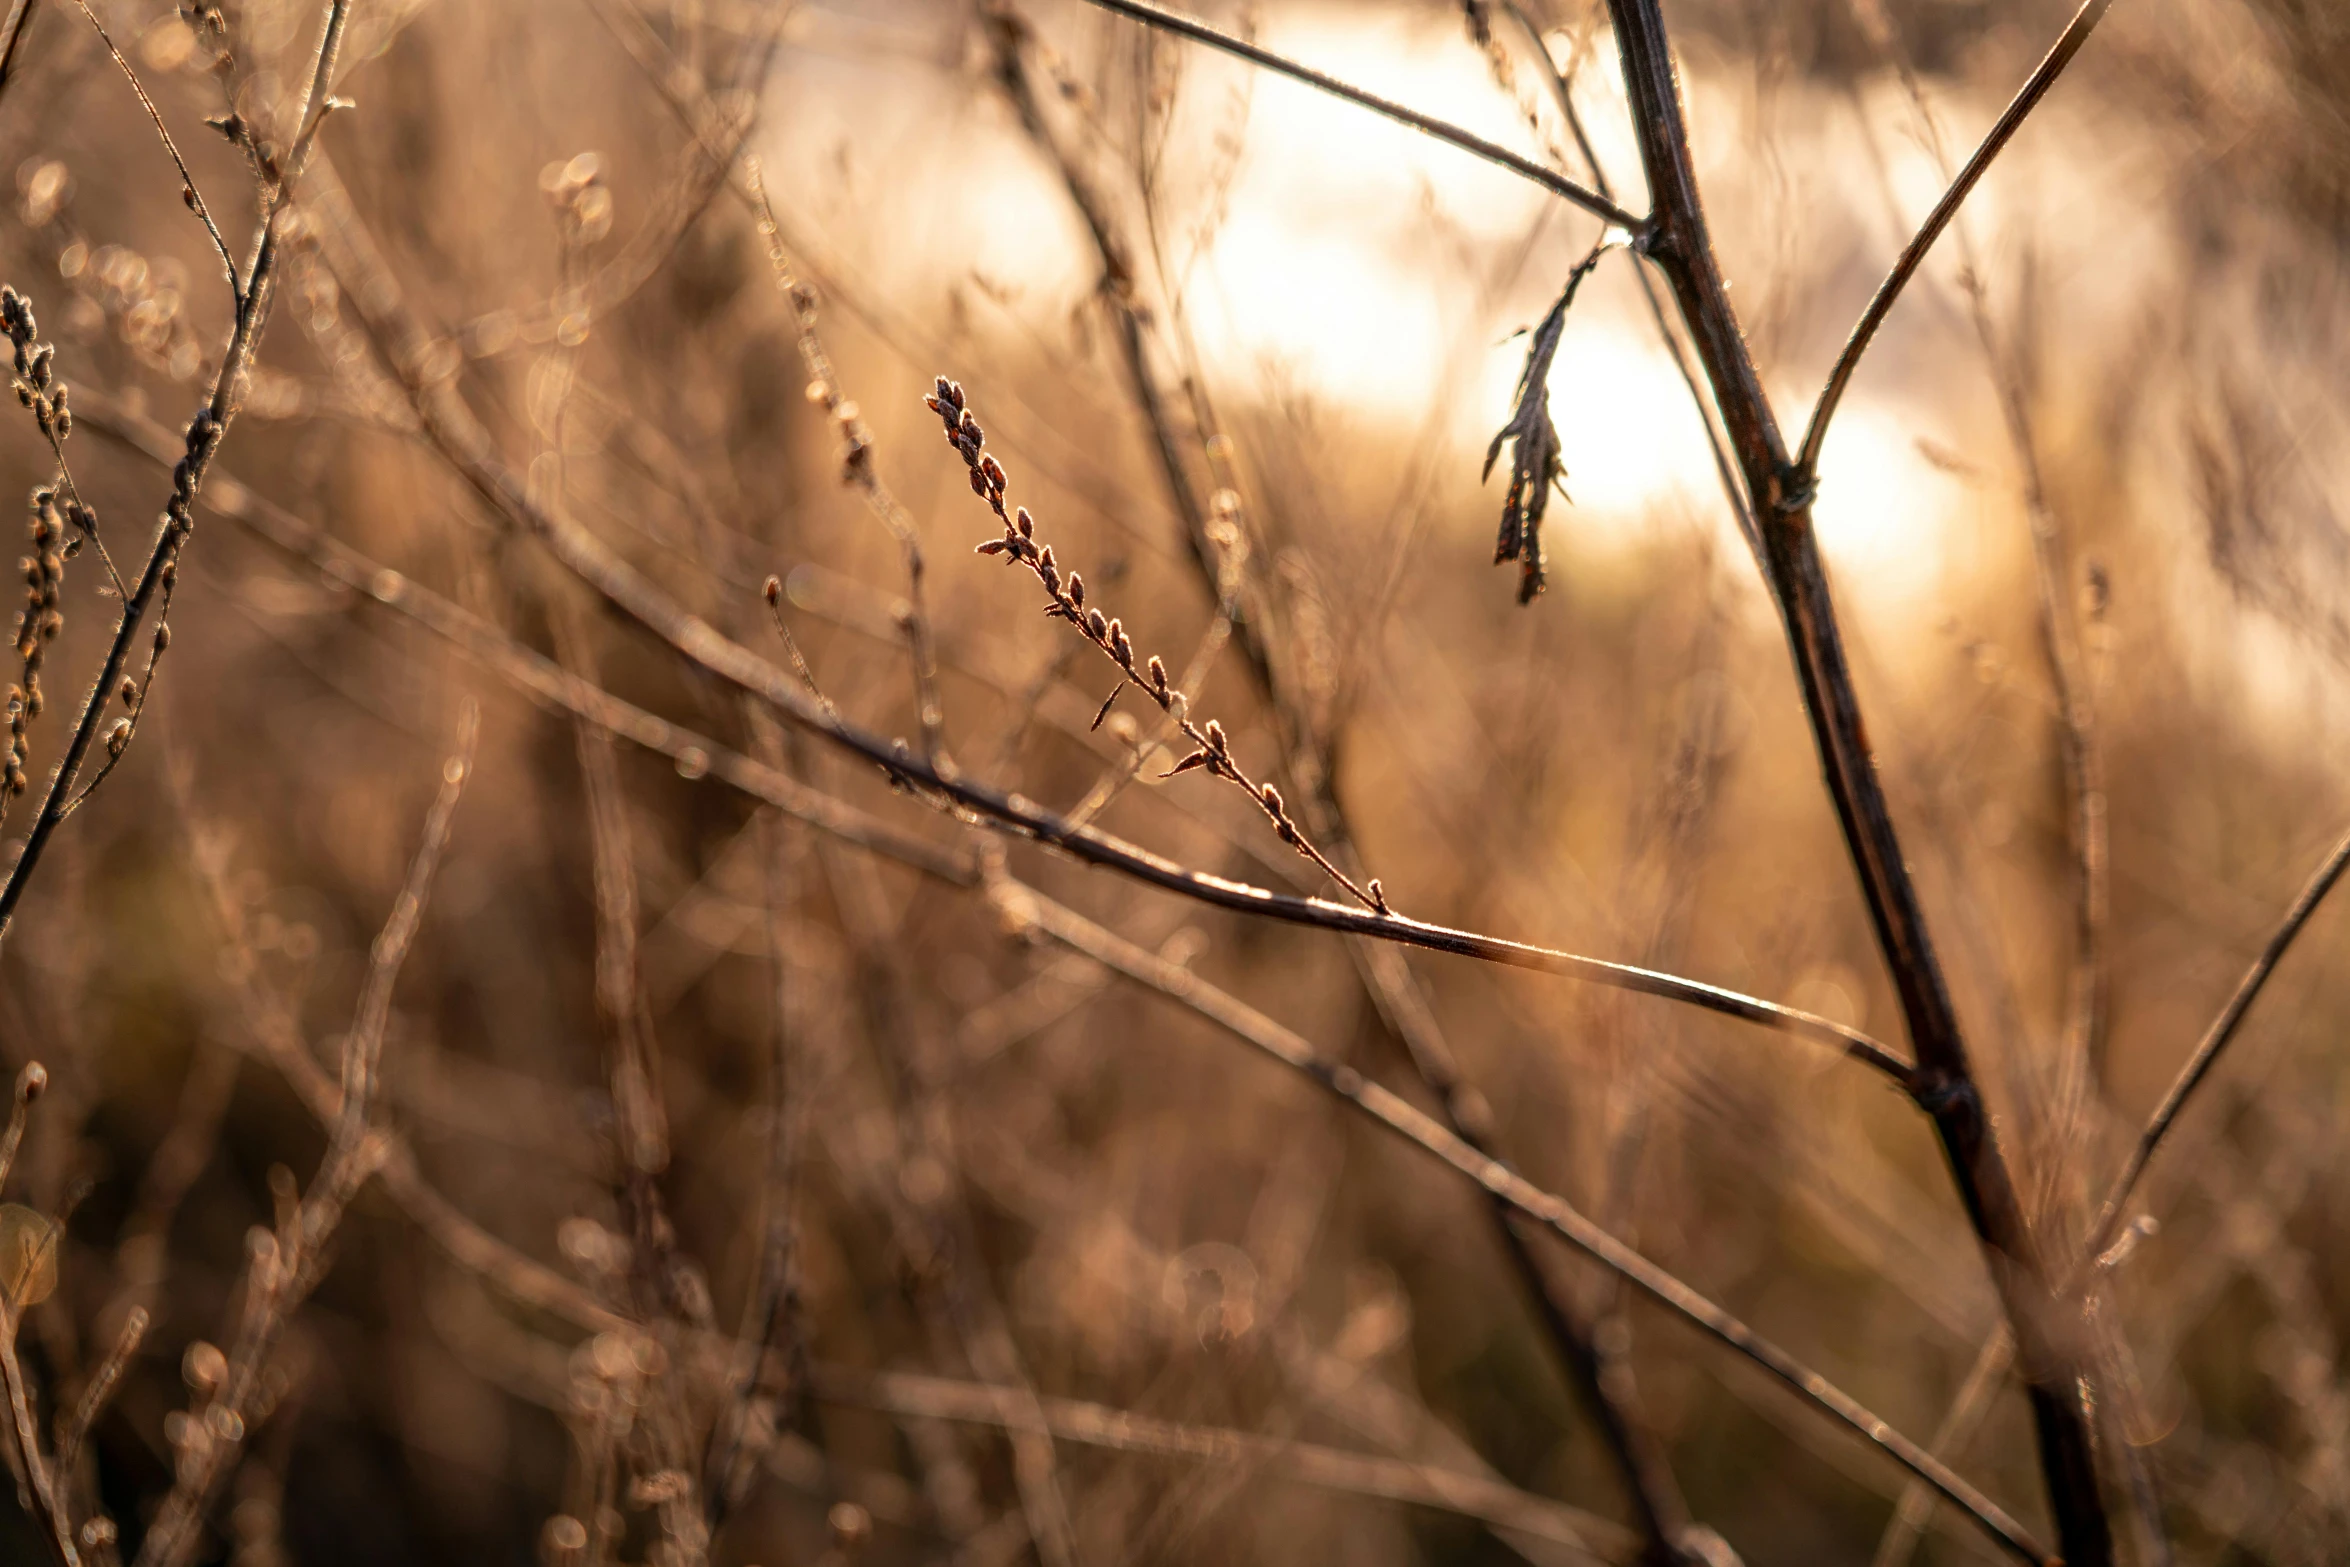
[
  {"x1": 1591, "y1": 0, "x2": 2111, "y2": 1553},
  {"x1": 1794, "y1": 0, "x2": 2117, "y2": 477}
]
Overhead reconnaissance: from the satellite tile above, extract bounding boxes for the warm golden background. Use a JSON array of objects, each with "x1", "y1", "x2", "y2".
[{"x1": 0, "y1": 0, "x2": 2346, "y2": 1561}]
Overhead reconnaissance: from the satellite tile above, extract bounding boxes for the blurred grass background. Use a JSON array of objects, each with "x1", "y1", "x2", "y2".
[{"x1": 0, "y1": 0, "x2": 2348, "y2": 1561}]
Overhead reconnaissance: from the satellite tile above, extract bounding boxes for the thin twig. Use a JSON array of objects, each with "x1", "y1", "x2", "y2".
[
  {"x1": 2080, "y1": 821, "x2": 2350, "y2": 1266},
  {"x1": 743, "y1": 161, "x2": 947, "y2": 765},
  {"x1": 999, "y1": 876, "x2": 2052, "y2": 1566},
  {"x1": 53, "y1": 1303, "x2": 144, "y2": 1507},
  {"x1": 0, "y1": 1064, "x2": 72, "y2": 1567},
  {"x1": 232, "y1": 199, "x2": 1919, "y2": 1083},
  {"x1": 137, "y1": 699, "x2": 478, "y2": 1567},
  {"x1": 1794, "y1": 0, "x2": 2118, "y2": 478},
  {"x1": 1078, "y1": 0, "x2": 1640, "y2": 231},
  {"x1": 65, "y1": 0, "x2": 239, "y2": 298},
  {"x1": 811, "y1": 1364, "x2": 1641, "y2": 1562},
  {"x1": 0, "y1": 0, "x2": 354, "y2": 947}
]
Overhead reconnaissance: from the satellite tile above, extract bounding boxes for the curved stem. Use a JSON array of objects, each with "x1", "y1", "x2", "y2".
[{"x1": 1795, "y1": 0, "x2": 2116, "y2": 477}]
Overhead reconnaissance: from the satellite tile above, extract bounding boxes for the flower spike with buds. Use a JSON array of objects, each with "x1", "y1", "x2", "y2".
[{"x1": 931, "y1": 374, "x2": 1391, "y2": 915}]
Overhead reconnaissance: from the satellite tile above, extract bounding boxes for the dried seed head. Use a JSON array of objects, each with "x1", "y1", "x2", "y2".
[
  {"x1": 1015, "y1": 506, "x2": 1034, "y2": 539},
  {"x1": 1084, "y1": 608, "x2": 1107, "y2": 640},
  {"x1": 1147, "y1": 655, "x2": 1167, "y2": 692},
  {"x1": 1067, "y1": 572, "x2": 1085, "y2": 609},
  {"x1": 1204, "y1": 720, "x2": 1228, "y2": 755}
]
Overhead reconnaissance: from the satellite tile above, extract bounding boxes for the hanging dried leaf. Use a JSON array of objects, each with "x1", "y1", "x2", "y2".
[{"x1": 1484, "y1": 245, "x2": 1610, "y2": 605}]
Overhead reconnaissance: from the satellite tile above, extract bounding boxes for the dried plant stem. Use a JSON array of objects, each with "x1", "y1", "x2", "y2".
[
  {"x1": 161, "y1": 382, "x2": 1908, "y2": 1077},
  {"x1": 64, "y1": 0, "x2": 237, "y2": 294},
  {"x1": 930, "y1": 376, "x2": 1386, "y2": 913},
  {"x1": 2082, "y1": 820, "x2": 2350, "y2": 1268},
  {"x1": 818, "y1": 839, "x2": 1082, "y2": 1567},
  {"x1": 743, "y1": 165, "x2": 946, "y2": 765},
  {"x1": 812, "y1": 1364, "x2": 1640, "y2": 1561},
  {"x1": 1796, "y1": 0, "x2": 2118, "y2": 477},
  {"x1": 0, "y1": 0, "x2": 353, "y2": 948},
  {"x1": 136, "y1": 701, "x2": 476, "y2": 1567},
  {"x1": 1073, "y1": 0, "x2": 1637, "y2": 230},
  {"x1": 996, "y1": 875, "x2": 2050, "y2": 1565},
  {"x1": 1558, "y1": 0, "x2": 2114, "y2": 1551},
  {"x1": 1845, "y1": 0, "x2": 2112, "y2": 1196},
  {"x1": 55, "y1": 1303, "x2": 145, "y2": 1509},
  {"x1": 995, "y1": 26, "x2": 1709, "y2": 1539}
]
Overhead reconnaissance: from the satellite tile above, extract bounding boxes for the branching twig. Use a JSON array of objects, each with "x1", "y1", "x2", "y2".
[
  {"x1": 136, "y1": 700, "x2": 478, "y2": 1567},
  {"x1": 0, "y1": 0, "x2": 355, "y2": 947},
  {"x1": 65, "y1": 0, "x2": 239, "y2": 298}
]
